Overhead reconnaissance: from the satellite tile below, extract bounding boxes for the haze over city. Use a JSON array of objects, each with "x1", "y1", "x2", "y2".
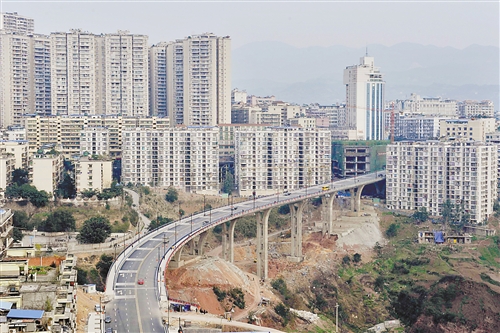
[{"x1": 2, "y1": 1, "x2": 498, "y2": 49}]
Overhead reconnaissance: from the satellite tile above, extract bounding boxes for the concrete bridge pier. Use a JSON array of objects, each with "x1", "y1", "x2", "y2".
[
  {"x1": 322, "y1": 194, "x2": 336, "y2": 236},
  {"x1": 349, "y1": 185, "x2": 365, "y2": 215},
  {"x1": 168, "y1": 246, "x2": 184, "y2": 269},
  {"x1": 187, "y1": 238, "x2": 195, "y2": 255},
  {"x1": 288, "y1": 200, "x2": 306, "y2": 262},
  {"x1": 196, "y1": 231, "x2": 208, "y2": 256},
  {"x1": 256, "y1": 208, "x2": 271, "y2": 280},
  {"x1": 221, "y1": 219, "x2": 237, "y2": 263}
]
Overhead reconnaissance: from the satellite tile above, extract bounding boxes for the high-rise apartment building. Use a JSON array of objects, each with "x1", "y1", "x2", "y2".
[
  {"x1": 0, "y1": 13, "x2": 51, "y2": 127},
  {"x1": 386, "y1": 140, "x2": 497, "y2": 223},
  {"x1": 0, "y1": 33, "x2": 31, "y2": 127},
  {"x1": 50, "y1": 30, "x2": 97, "y2": 116},
  {"x1": 234, "y1": 127, "x2": 331, "y2": 196},
  {"x1": 121, "y1": 127, "x2": 219, "y2": 193},
  {"x1": 166, "y1": 33, "x2": 231, "y2": 126},
  {"x1": 344, "y1": 56, "x2": 385, "y2": 140},
  {"x1": 0, "y1": 12, "x2": 34, "y2": 34},
  {"x1": 100, "y1": 31, "x2": 149, "y2": 116},
  {"x1": 149, "y1": 42, "x2": 168, "y2": 117},
  {"x1": 50, "y1": 30, "x2": 149, "y2": 116}
]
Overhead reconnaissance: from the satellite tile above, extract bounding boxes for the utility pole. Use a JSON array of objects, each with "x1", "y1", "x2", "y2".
[{"x1": 190, "y1": 214, "x2": 193, "y2": 234}]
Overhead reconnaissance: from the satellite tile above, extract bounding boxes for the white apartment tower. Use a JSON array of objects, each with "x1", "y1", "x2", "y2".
[
  {"x1": 0, "y1": 12, "x2": 34, "y2": 34},
  {"x1": 121, "y1": 127, "x2": 219, "y2": 193},
  {"x1": 50, "y1": 30, "x2": 97, "y2": 115},
  {"x1": 344, "y1": 55, "x2": 385, "y2": 140},
  {"x1": 234, "y1": 127, "x2": 331, "y2": 196},
  {"x1": 50, "y1": 30, "x2": 149, "y2": 116},
  {"x1": 386, "y1": 141, "x2": 497, "y2": 224},
  {"x1": 149, "y1": 42, "x2": 168, "y2": 117},
  {"x1": 166, "y1": 33, "x2": 231, "y2": 126},
  {"x1": 0, "y1": 33, "x2": 31, "y2": 127},
  {"x1": 100, "y1": 31, "x2": 149, "y2": 116}
]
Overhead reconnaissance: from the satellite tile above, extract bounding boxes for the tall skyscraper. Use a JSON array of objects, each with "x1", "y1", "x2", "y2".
[
  {"x1": 166, "y1": 33, "x2": 231, "y2": 126},
  {"x1": 50, "y1": 30, "x2": 97, "y2": 115},
  {"x1": 99, "y1": 31, "x2": 149, "y2": 116},
  {"x1": 0, "y1": 13, "x2": 51, "y2": 128},
  {"x1": 149, "y1": 42, "x2": 168, "y2": 117},
  {"x1": 343, "y1": 55, "x2": 385, "y2": 140},
  {"x1": 50, "y1": 29, "x2": 149, "y2": 116},
  {"x1": 0, "y1": 12, "x2": 34, "y2": 34}
]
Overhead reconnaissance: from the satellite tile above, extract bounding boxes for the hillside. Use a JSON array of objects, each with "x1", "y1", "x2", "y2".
[{"x1": 163, "y1": 197, "x2": 500, "y2": 332}]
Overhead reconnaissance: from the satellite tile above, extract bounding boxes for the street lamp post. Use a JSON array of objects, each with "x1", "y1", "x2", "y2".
[
  {"x1": 190, "y1": 213, "x2": 193, "y2": 234},
  {"x1": 203, "y1": 195, "x2": 206, "y2": 215},
  {"x1": 209, "y1": 207, "x2": 212, "y2": 223},
  {"x1": 253, "y1": 191, "x2": 256, "y2": 209}
]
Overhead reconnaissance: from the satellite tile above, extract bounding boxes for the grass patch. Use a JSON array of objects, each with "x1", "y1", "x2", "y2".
[
  {"x1": 480, "y1": 273, "x2": 500, "y2": 287},
  {"x1": 479, "y1": 243, "x2": 500, "y2": 268}
]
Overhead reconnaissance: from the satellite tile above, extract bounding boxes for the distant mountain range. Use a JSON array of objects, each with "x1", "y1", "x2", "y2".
[{"x1": 232, "y1": 42, "x2": 499, "y2": 108}]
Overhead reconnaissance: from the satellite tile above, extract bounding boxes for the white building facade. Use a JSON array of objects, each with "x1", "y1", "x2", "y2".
[
  {"x1": 344, "y1": 56, "x2": 385, "y2": 140},
  {"x1": 166, "y1": 34, "x2": 231, "y2": 126},
  {"x1": 121, "y1": 127, "x2": 219, "y2": 193},
  {"x1": 234, "y1": 127, "x2": 331, "y2": 196},
  {"x1": 75, "y1": 157, "x2": 113, "y2": 193},
  {"x1": 459, "y1": 100, "x2": 495, "y2": 118},
  {"x1": 386, "y1": 140, "x2": 497, "y2": 223}
]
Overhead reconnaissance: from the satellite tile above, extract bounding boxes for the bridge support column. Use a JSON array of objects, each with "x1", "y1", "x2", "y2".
[
  {"x1": 187, "y1": 238, "x2": 195, "y2": 255},
  {"x1": 350, "y1": 185, "x2": 365, "y2": 215},
  {"x1": 288, "y1": 200, "x2": 306, "y2": 262},
  {"x1": 256, "y1": 208, "x2": 271, "y2": 280},
  {"x1": 222, "y1": 219, "x2": 237, "y2": 263},
  {"x1": 196, "y1": 231, "x2": 208, "y2": 256},
  {"x1": 322, "y1": 195, "x2": 336, "y2": 236},
  {"x1": 168, "y1": 247, "x2": 184, "y2": 269}
]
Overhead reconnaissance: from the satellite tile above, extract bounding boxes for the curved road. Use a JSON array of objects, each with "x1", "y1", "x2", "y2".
[{"x1": 105, "y1": 171, "x2": 385, "y2": 333}]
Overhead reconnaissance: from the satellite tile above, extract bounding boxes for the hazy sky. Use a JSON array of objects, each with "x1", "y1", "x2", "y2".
[{"x1": 1, "y1": 0, "x2": 498, "y2": 49}]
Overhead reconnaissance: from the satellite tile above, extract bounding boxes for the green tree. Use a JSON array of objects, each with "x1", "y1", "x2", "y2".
[
  {"x1": 441, "y1": 200, "x2": 455, "y2": 224},
  {"x1": 353, "y1": 253, "x2": 362, "y2": 263},
  {"x1": 77, "y1": 216, "x2": 112, "y2": 244},
  {"x1": 274, "y1": 303, "x2": 292, "y2": 326},
  {"x1": 40, "y1": 208, "x2": 76, "y2": 232},
  {"x1": 342, "y1": 255, "x2": 351, "y2": 265},
  {"x1": 278, "y1": 205, "x2": 290, "y2": 215},
  {"x1": 222, "y1": 173, "x2": 234, "y2": 194},
  {"x1": 165, "y1": 187, "x2": 178, "y2": 203},
  {"x1": 13, "y1": 210, "x2": 29, "y2": 230},
  {"x1": 412, "y1": 207, "x2": 429, "y2": 224},
  {"x1": 57, "y1": 173, "x2": 76, "y2": 199},
  {"x1": 13, "y1": 228, "x2": 23, "y2": 242},
  {"x1": 148, "y1": 216, "x2": 174, "y2": 231},
  {"x1": 28, "y1": 189, "x2": 50, "y2": 208},
  {"x1": 81, "y1": 189, "x2": 97, "y2": 198},
  {"x1": 96, "y1": 254, "x2": 113, "y2": 281},
  {"x1": 12, "y1": 168, "x2": 29, "y2": 186},
  {"x1": 386, "y1": 223, "x2": 399, "y2": 238}
]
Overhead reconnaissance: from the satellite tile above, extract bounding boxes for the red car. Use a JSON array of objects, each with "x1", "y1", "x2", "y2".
[{"x1": 137, "y1": 279, "x2": 144, "y2": 285}]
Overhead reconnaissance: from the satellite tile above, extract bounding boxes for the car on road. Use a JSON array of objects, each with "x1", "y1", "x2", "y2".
[
  {"x1": 284, "y1": 192, "x2": 291, "y2": 196},
  {"x1": 105, "y1": 316, "x2": 111, "y2": 323},
  {"x1": 231, "y1": 206, "x2": 238, "y2": 210},
  {"x1": 105, "y1": 328, "x2": 112, "y2": 333},
  {"x1": 137, "y1": 278, "x2": 144, "y2": 285},
  {"x1": 95, "y1": 305, "x2": 101, "y2": 312},
  {"x1": 203, "y1": 221, "x2": 209, "y2": 225}
]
